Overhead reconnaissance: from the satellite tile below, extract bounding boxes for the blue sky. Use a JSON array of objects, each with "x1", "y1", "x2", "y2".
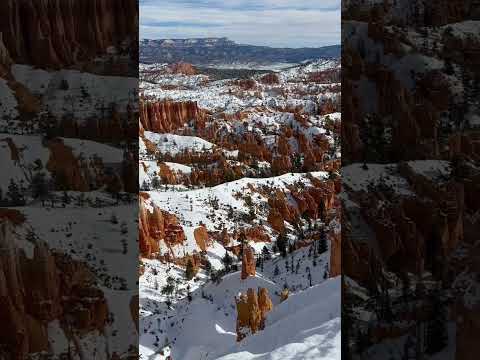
[{"x1": 139, "y1": 0, "x2": 340, "y2": 48}]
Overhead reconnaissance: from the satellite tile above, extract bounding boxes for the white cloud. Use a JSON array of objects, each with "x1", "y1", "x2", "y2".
[{"x1": 139, "y1": 0, "x2": 340, "y2": 48}]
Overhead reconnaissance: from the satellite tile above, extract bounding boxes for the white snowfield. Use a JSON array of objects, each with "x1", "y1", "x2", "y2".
[
  {"x1": 11, "y1": 64, "x2": 137, "y2": 120},
  {"x1": 0, "y1": 134, "x2": 124, "y2": 193},
  {"x1": 140, "y1": 275, "x2": 340, "y2": 360},
  {"x1": 342, "y1": 161, "x2": 453, "y2": 196},
  {"x1": 140, "y1": 59, "x2": 340, "y2": 115},
  {"x1": 6, "y1": 203, "x2": 138, "y2": 359},
  {"x1": 139, "y1": 159, "x2": 193, "y2": 188},
  {"x1": 143, "y1": 131, "x2": 215, "y2": 155},
  {"x1": 143, "y1": 172, "x2": 328, "y2": 259},
  {"x1": 139, "y1": 58, "x2": 341, "y2": 360},
  {"x1": 216, "y1": 277, "x2": 341, "y2": 360},
  {"x1": 0, "y1": 134, "x2": 50, "y2": 193}
]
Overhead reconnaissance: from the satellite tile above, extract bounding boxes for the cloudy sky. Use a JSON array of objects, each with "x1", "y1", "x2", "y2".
[{"x1": 139, "y1": 0, "x2": 340, "y2": 48}]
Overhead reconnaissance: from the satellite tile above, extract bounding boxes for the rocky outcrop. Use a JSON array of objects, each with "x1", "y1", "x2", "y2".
[
  {"x1": 267, "y1": 208, "x2": 285, "y2": 233},
  {"x1": 139, "y1": 194, "x2": 186, "y2": 258},
  {"x1": 193, "y1": 225, "x2": 208, "y2": 252},
  {"x1": 241, "y1": 246, "x2": 256, "y2": 280},
  {"x1": 271, "y1": 155, "x2": 293, "y2": 174},
  {"x1": 342, "y1": 159, "x2": 480, "y2": 357},
  {"x1": 58, "y1": 113, "x2": 138, "y2": 143},
  {"x1": 329, "y1": 228, "x2": 341, "y2": 277},
  {"x1": 266, "y1": 181, "x2": 337, "y2": 233},
  {"x1": 267, "y1": 190, "x2": 298, "y2": 224},
  {"x1": 1, "y1": 137, "x2": 20, "y2": 162},
  {"x1": 139, "y1": 100, "x2": 207, "y2": 133},
  {"x1": 168, "y1": 62, "x2": 197, "y2": 75},
  {"x1": 245, "y1": 226, "x2": 270, "y2": 243},
  {"x1": 0, "y1": 0, "x2": 138, "y2": 68},
  {"x1": 159, "y1": 162, "x2": 177, "y2": 184},
  {"x1": 0, "y1": 208, "x2": 26, "y2": 225},
  {"x1": 258, "y1": 288, "x2": 273, "y2": 329},
  {"x1": 235, "y1": 287, "x2": 272, "y2": 341},
  {"x1": 0, "y1": 220, "x2": 108, "y2": 359},
  {"x1": 46, "y1": 137, "x2": 131, "y2": 193},
  {"x1": 46, "y1": 139, "x2": 90, "y2": 191}
]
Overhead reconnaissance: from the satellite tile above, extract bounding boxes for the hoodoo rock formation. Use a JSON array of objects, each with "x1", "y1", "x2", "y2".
[
  {"x1": 329, "y1": 228, "x2": 341, "y2": 277},
  {"x1": 241, "y1": 246, "x2": 256, "y2": 280},
  {"x1": 245, "y1": 226, "x2": 270, "y2": 243},
  {"x1": 137, "y1": 49, "x2": 342, "y2": 359},
  {"x1": 266, "y1": 180, "x2": 338, "y2": 233},
  {"x1": 139, "y1": 99, "x2": 207, "y2": 133},
  {"x1": 193, "y1": 225, "x2": 209, "y2": 252},
  {"x1": 280, "y1": 288, "x2": 289, "y2": 302},
  {"x1": 258, "y1": 287, "x2": 273, "y2": 329},
  {"x1": 139, "y1": 193, "x2": 186, "y2": 258},
  {"x1": 45, "y1": 138, "x2": 132, "y2": 193},
  {"x1": 235, "y1": 287, "x2": 272, "y2": 342},
  {"x1": 58, "y1": 113, "x2": 138, "y2": 143},
  {"x1": 47, "y1": 139, "x2": 90, "y2": 191},
  {"x1": 0, "y1": 220, "x2": 108, "y2": 359},
  {"x1": 0, "y1": 0, "x2": 137, "y2": 68}
]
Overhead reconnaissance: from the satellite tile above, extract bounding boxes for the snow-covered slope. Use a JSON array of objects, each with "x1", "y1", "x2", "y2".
[
  {"x1": 216, "y1": 277, "x2": 340, "y2": 360},
  {"x1": 139, "y1": 58, "x2": 341, "y2": 360}
]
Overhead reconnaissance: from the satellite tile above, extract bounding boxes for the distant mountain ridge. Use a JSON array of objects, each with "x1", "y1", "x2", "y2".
[{"x1": 140, "y1": 37, "x2": 340, "y2": 65}]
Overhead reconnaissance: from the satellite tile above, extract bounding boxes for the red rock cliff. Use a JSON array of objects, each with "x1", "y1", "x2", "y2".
[
  {"x1": 241, "y1": 246, "x2": 256, "y2": 280},
  {"x1": 0, "y1": 0, "x2": 138, "y2": 68},
  {"x1": 235, "y1": 287, "x2": 273, "y2": 341},
  {"x1": 139, "y1": 100, "x2": 207, "y2": 133},
  {"x1": 139, "y1": 193, "x2": 186, "y2": 258},
  {"x1": 0, "y1": 218, "x2": 108, "y2": 359}
]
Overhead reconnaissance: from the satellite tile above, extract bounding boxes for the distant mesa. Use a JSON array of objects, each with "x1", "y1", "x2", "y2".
[{"x1": 140, "y1": 37, "x2": 341, "y2": 65}]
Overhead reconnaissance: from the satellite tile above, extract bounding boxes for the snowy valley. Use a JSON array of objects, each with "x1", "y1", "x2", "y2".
[{"x1": 138, "y1": 54, "x2": 342, "y2": 359}]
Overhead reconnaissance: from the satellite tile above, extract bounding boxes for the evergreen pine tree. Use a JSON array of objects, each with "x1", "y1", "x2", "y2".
[
  {"x1": 262, "y1": 246, "x2": 270, "y2": 260},
  {"x1": 61, "y1": 191, "x2": 70, "y2": 206},
  {"x1": 185, "y1": 259, "x2": 195, "y2": 281},
  {"x1": 222, "y1": 251, "x2": 232, "y2": 271},
  {"x1": 318, "y1": 228, "x2": 328, "y2": 254},
  {"x1": 110, "y1": 213, "x2": 119, "y2": 224},
  {"x1": 204, "y1": 259, "x2": 212, "y2": 274},
  {"x1": 153, "y1": 176, "x2": 162, "y2": 189},
  {"x1": 274, "y1": 264, "x2": 280, "y2": 276},
  {"x1": 120, "y1": 221, "x2": 128, "y2": 234},
  {"x1": 288, "y1": 242, "x2": 294, "y2": 254},
  {"x1": 277, "y1": 232, "x2": 288, "y2": 258},
  {"x1": 31, "y1": 172, "x2": 49, "y2": 200}
]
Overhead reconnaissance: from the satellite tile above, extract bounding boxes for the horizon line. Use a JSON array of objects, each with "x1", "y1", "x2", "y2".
[{"x1": 140, "y1": 37, "x2": 341, "y2": 49}]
